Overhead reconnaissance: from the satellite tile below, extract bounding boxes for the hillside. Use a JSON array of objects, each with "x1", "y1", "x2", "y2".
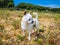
[{"x1": 0, "y1": 10, "x2": 60, "y2": 45}]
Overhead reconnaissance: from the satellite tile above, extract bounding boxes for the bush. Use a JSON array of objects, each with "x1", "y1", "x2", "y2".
[{"x1": 9, "y1": 7, "x2": 15, "y2": 11}]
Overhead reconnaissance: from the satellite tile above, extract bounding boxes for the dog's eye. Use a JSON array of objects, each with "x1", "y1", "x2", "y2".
[{"x1": 28, "y1": 19, "x2": 31, "y2": 21}]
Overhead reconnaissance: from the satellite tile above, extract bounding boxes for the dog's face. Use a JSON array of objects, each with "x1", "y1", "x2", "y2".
[
  {"x1": 26, "y1": 14, "x2": 34, "y2": 24},
  {"x1": 27, "y1": 18, "x2": 34, "y2": 24}
]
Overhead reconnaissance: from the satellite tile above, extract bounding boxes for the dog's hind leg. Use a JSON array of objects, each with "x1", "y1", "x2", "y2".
[
  {"x1": 22, "y1": 29, "x2": 25, "y2": 36},
  {"x1": 36, "y1": 27, "x2": 40, "y2": 34}
]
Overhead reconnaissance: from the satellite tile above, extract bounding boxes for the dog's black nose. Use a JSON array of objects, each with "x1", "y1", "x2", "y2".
[{"x1": 31, "y1": 21, "x2": 34, "y2": 24}]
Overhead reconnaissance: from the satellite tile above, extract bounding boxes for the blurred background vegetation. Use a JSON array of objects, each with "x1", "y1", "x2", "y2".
[{"x1": 0, "y1": 0, "x2": 60, "y2": 13}]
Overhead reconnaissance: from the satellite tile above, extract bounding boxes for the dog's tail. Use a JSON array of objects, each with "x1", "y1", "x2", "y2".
[{"x1": 33, "y1": 12, "x2": 38, "y2": 19}]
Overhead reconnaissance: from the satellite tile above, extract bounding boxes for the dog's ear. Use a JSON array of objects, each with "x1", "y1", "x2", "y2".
[{"x1": 24, "y1": 11, "x2": 27, "y2": 15}]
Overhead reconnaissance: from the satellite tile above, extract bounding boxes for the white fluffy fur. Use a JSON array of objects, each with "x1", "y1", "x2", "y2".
[
  {"x1": 21, "y1": 12, "x2": 39, "y2": 40},
  {"x1": 21, "y1": 13, "x2": 33, "y2": 40}
]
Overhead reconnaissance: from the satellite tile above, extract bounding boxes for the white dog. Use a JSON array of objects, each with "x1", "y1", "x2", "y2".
[
  {"x1": 21, "y1": 11, "x2": 39, "y2": 40},
  {"x1": 21, "y1": 11, "x2": 34, "y2": 40}
]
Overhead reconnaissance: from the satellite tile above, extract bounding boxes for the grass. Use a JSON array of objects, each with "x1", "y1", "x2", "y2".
[{"x1": 0, "y1": 9, "x2": 60, "y2": 45}]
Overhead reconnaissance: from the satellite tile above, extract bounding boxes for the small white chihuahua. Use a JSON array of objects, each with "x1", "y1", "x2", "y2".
[
  {"x1": 21, "y1": 11, "x2": 39, "y2": 40},
  {"x1": 21, "y1": 11, "x2": 34, "y2": 40}
]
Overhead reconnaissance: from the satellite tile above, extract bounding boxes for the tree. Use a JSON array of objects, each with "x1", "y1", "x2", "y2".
[
  {"x1": 16, "y1": 2, "x2": 50, "y2": 11},
  {"x1": 0, "y1": 0, "x2": 4, "y2": 7},
  {"x1": 0, "y1": 0, "x2": 14, "y2": 8},
  {"x1": 7, "y1": 0, "x2": 14, "y2": 8}
]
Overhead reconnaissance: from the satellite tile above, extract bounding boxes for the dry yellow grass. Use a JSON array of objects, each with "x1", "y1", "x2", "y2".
[{"x1": 0, "y1": 10, "x2": 60, "y2": 45}]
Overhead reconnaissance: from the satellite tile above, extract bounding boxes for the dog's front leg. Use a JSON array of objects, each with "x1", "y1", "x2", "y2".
[{"x1": 28, "y1": 31, "x2": 31, "y2": 40}]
